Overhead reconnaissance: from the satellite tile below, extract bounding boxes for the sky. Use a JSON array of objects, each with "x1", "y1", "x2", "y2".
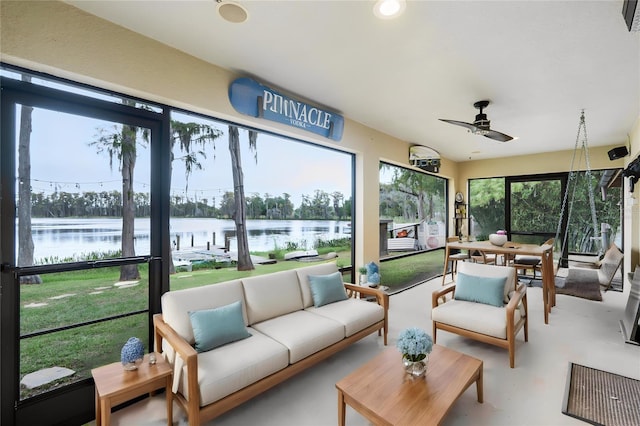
[{"x1": 26, "y1": 107, "x2": 353, "y2": 209}]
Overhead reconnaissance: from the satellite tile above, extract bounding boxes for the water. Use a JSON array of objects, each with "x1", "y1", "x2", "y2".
[{"x1": 26, "y1": 217, "x2": 352, "y2": 262}]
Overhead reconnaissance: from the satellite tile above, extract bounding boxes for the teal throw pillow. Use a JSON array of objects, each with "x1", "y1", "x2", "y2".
[
  {"x1": 454, "y1": 272, "x2": 507, "y2": 308},
  {"x1": 308, "y1": 272, "x2": 348, "y2": 307},
  {"x1": 189, "y1": 300, "x2": 251, "y2": 353}
]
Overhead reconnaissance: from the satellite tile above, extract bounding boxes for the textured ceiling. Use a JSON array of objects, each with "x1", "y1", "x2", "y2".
[{"x1": 65, "y1": 0, "x2": 640, "y2": 162}]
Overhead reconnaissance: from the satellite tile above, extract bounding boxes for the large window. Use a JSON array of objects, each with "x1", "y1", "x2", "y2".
[
  {"x1": 1, "y1": 67, "x2": 354, "y2": 425},
  {"x1": 1, "y1": 70, "x2": 165, "y2": 425},
  {"x1": 468, "y1": 177, "x2": 506, "y2": 240},
  {"x1": 166, "y1": 111, "x2": 354, "y2": 288},
  {"x1": 469, "y1": 170, "x2": 622, "y2": 259},
  {"x1": 378, "y1": 162, "x2": 447, "y2": 289}
]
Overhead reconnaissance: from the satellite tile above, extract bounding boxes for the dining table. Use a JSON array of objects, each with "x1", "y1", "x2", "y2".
[{"x1": 443, "y1": 240, "x2": 556, "y2": 324}]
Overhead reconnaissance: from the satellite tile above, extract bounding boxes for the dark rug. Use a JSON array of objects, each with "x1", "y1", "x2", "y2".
[
  {"x1": 562, "y1": 363, "x2": 640, "y2": 426},
  {"x1": 528, "y1": 272, "x2": 602, "y2": 302}
]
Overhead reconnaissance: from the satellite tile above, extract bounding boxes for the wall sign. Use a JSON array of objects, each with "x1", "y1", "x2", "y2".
[{"x1": 229, "y1": 78, "x2": 344, "y2": 141}]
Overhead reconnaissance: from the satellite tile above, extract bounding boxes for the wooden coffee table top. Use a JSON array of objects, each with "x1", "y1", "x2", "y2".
[{"x1": 336, "y1": 345, "x2": 483, "y2": 426}]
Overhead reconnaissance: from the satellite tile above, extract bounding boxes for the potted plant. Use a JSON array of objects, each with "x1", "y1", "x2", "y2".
[{"x1": 358, "y1": 266, "x2": 368, "y2": 285}]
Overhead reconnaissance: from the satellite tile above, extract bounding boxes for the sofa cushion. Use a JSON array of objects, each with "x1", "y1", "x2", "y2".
[
  {"x1": 432, "y1": 299, "x2": 522, "y2": 339},
  {"x1": 251, "y1": 310, "x2": 344, "y2": 363},
  {"x1": 189, "y1": 301, "x2": 251, "y2": 353},
  {"x1": 242, "y1": 270, "x2": 303, "y2": 325},
  {"x1": 308, "y1": 272, "x2": 348, "y2": 307},
  {"x1": 296, "y1": 262, "x2": 340, "y2": 308},
  {"x1": 306, "y1": 298, "x2": 384, "y2": 337},
  {"x1": 454, "y1": 272, "x2": 506, "y2": 307},
  {"x1": 177, "y1": 327, "x2": 289, "y2": 407},
  {"x1": 161, "y1": 280, "x2": 247, "y2": 345}
]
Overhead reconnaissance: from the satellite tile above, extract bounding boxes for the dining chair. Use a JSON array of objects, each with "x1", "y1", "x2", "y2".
[
  {"x1": 443, "y1": 236, "x2": 470, "y2": 283},
  {"x1": 512, "y1": 238, "x2": 554, "y2": 279},
  {"x1": 470, "y1": 250, "x2": 497, "y2": 265}
]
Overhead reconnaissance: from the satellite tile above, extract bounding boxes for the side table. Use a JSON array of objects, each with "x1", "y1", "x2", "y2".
[{"x1": 91, "y1": 352, "x2": 172, "y2": 426}]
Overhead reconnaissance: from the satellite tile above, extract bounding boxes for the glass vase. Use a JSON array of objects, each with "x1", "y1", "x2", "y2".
[{"x1": 403, "y1": 354, "x2": 428, "y2": 377}]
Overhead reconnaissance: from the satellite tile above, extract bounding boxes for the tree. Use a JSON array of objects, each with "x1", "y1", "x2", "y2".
[
  {"x1": 381, "y1": 166, "x2": 445, "y2": 223},
  {"x1": 228, "y1": 126, "x2": 257, "y2": 271},
  {"x1": 331, "y1": 191, "x2": 344, "y2": 219},
  {"x1": 17, "y1": 75, "x2": 42, "y2": 283},
  {"x1": 168, "y1": 121, "x2": 222, "y2": 272},
  {"x1": 92, "y1": 119, "x2": 145, "y2": 280}
]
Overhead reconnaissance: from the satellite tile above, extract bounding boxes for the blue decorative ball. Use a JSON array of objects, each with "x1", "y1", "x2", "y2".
[{"x1": 121, "y1": 337, "x2": 144, "y2": 366}]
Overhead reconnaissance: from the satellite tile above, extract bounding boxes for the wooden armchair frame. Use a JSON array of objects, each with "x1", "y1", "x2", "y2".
[{"x1": 432, "y1": 282, "x2": 528, "y2": 368}]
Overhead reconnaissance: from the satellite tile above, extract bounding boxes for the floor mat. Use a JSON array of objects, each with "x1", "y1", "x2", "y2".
[{"x1": 562, "y1": 363, "x2": 640, "y2": 426}]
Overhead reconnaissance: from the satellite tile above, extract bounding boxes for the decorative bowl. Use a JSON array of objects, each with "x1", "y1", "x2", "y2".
[{"x1": 489, "y1": 233, "x2": 508, "y2": 246}]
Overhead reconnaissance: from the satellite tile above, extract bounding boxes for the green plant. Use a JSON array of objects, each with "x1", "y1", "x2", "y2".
[{"x1": 358, "y1": 266, "x2": 367, "y2": 275}]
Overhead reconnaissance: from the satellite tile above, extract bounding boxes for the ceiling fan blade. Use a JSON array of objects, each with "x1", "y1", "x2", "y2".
[
  {"x1": 439, "y1": 119, "x2": 479, "y2": 132},
  {"x1": 483, "y1": 129, "x2": 514, "y2": 142}
]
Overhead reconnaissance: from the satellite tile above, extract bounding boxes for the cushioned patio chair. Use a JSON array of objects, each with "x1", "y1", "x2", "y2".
[
  {"x1": 566, "y1": 243, "x2": 623, "y2": 291},
  {"x1": 432, "y1": 261, "x2": 528, "y2": 368}
]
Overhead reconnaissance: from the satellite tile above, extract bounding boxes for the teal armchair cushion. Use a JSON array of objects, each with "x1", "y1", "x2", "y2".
[{"x1": 454, "y1": 271, "x2": 507, "y2": 308}]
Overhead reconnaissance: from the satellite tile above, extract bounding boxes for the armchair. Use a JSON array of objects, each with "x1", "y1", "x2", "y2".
[{"x1": 432, "y1": 261, "x2": 528, "y2": 368}]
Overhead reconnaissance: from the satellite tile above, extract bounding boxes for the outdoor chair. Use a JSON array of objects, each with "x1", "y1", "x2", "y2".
[
  {"x1": 444, "y1": 236, "x2": 470, "y2": 283},
  {"x1": 470, "y1": 250, "x2": 496, "y2": 265},
  {"x1": 566, "y1": 243, "x2": 623, "y2": 291},
  {"x1": 432, "y1": 261, "x2": 528, "y2": 368},
  {"x1": 511, "y1": 238, "x2": 555, "y2": 279}
]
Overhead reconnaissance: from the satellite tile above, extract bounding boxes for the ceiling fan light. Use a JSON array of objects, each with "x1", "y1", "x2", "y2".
[{"x1": 373, "y1": 0, "x2": 406, "y2": 19}]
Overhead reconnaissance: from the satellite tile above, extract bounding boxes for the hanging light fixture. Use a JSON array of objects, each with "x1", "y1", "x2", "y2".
[{"x1": 373, "y1": 0, "x2": 406, "y2": 20}]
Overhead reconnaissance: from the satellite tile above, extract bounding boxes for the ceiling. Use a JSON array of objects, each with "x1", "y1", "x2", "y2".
[{"x1": 65, "y1": 0, "x2": 640, "y2": 162}]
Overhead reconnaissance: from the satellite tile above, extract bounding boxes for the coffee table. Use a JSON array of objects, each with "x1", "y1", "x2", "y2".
[{"x1": 335, "y1": 345, "x2": 483, "y2": 425}]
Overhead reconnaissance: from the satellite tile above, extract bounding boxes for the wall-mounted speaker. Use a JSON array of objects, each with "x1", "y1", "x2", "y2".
[{"x1": 608, "y1": 146, "x2": 629, "y2": 160}]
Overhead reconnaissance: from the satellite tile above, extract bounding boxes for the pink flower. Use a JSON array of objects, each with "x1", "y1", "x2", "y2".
[{"x1": 496, "y1": 230, "x2": 507, "y2": 235}]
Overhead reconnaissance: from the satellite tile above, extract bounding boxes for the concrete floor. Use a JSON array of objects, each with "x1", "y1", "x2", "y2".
[{"x1": 92, "y1": 274, "x2": 639, "y2": 426}]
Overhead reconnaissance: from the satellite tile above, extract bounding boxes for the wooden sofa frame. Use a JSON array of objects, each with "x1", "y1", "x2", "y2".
[
  {"x1": 432, "y1": 282, "x2": 528, "y2": 368},
  {"x1": 153, "y1": 284, "x2": 388, "y2": 425}
]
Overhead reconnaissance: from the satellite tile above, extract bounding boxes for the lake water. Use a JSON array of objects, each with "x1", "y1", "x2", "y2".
[{"x1": 26, "y1": 218, "x2": 352, "y2": 262}]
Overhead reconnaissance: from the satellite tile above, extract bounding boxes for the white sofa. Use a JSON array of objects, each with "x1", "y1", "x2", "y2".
[{"x1": 153, "y1": 262, "x2": 388, "y2": 425}]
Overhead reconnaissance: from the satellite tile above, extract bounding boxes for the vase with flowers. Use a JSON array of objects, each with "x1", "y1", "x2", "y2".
[{"x1": 396, "y1": 327, "x2": 433, "y2": 377}]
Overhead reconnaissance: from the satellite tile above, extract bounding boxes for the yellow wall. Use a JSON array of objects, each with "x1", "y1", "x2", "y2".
[{"x1": 1, "y1": 0, "x2": 637, "y2": 283}]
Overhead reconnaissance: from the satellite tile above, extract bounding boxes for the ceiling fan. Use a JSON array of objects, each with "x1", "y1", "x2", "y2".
[{"x1": 439, "y1": 100, "x2": 514, "y2": 142}]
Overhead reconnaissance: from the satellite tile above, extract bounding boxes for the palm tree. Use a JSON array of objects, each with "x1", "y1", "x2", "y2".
[
  {"x1": 228, "y1": 126, "x2": 257, "y2": 271},
  {"x1": 92, "y1": 119, "x2": 145, "y2": 280},
  {"x1": 168, "y1": 121, "x2": 222, "y2": 272}
]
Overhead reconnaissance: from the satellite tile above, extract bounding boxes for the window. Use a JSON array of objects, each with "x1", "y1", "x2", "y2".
[{"x1": 379, "y1": 162, "x2": 447, "y2": 289}]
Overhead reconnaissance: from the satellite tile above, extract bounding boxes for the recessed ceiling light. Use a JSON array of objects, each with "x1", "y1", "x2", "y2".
[
  {"x1": 217, "y1": 1, "x2": 248, "y2": 24},
  {"x1": 373, "y1": 0, "x2": 406, "y2": 20}
]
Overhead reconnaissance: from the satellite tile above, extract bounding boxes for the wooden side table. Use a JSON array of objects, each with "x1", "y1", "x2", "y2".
[{"x1": 91, "y1": 353, "x2": 172, "y2": 426}]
